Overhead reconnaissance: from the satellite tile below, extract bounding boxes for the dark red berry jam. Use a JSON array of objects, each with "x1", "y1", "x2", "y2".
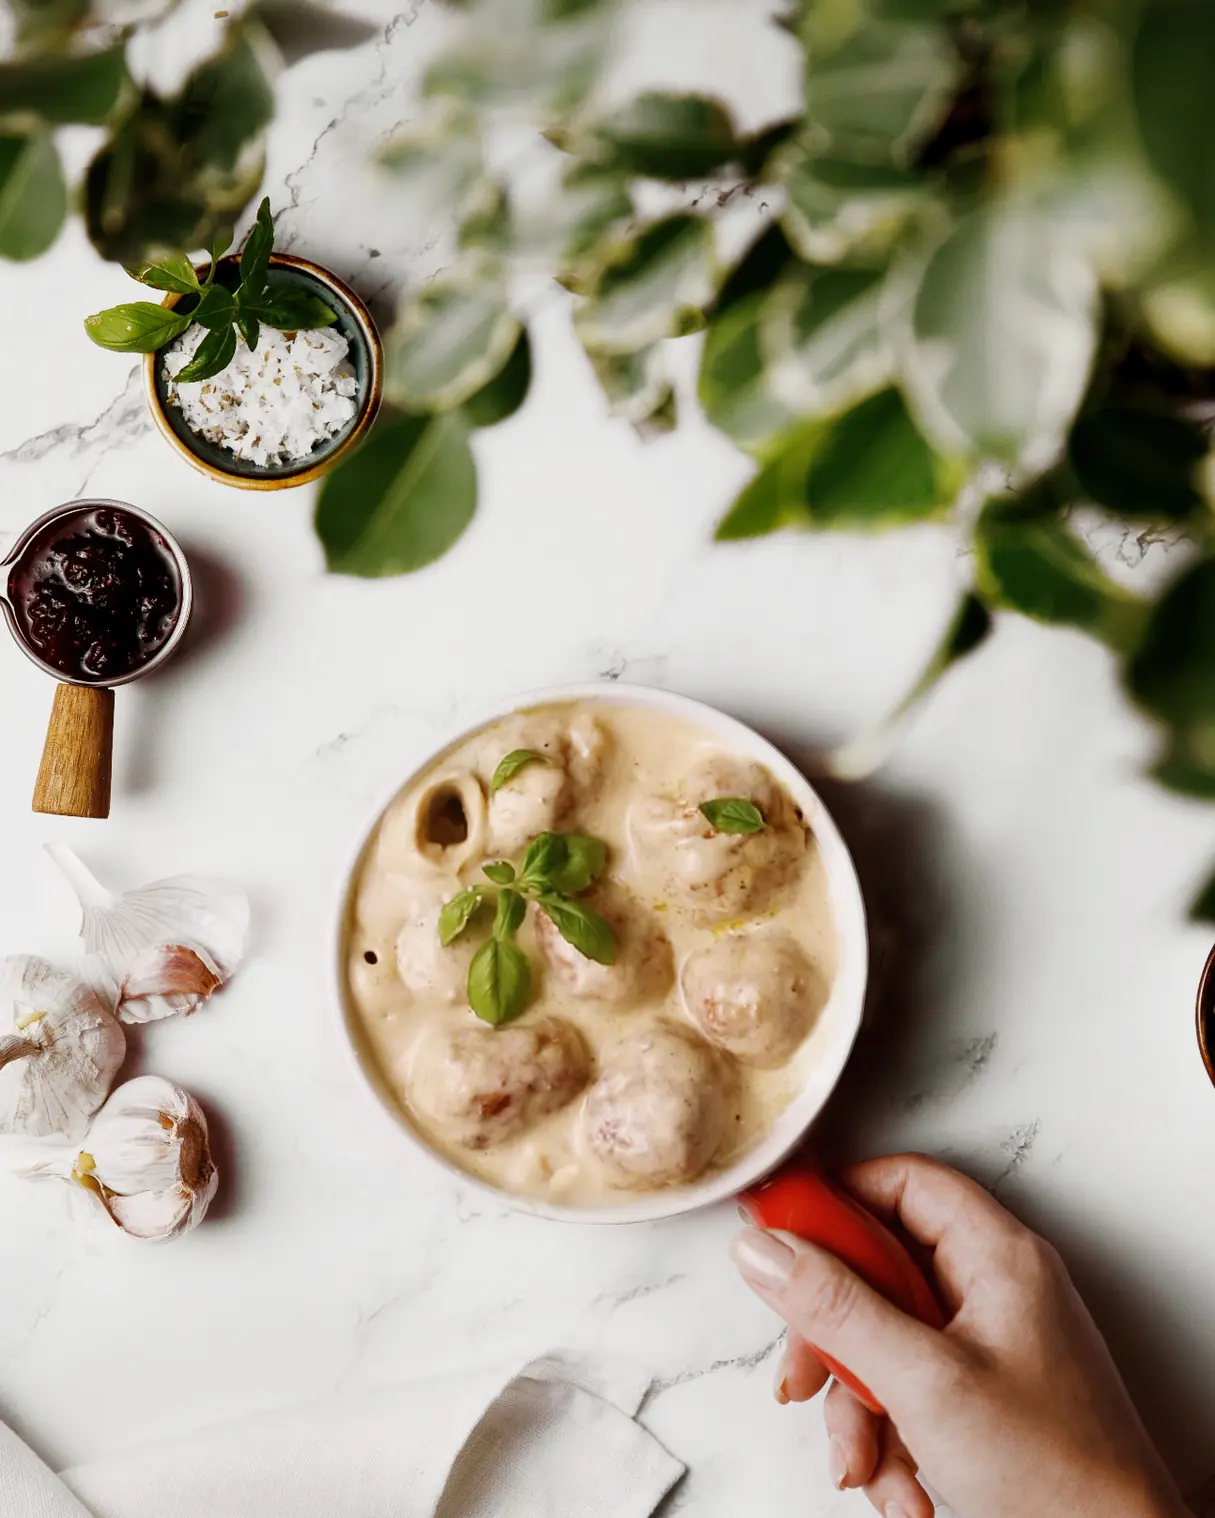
[{"x1": 12, "y1": 507, "x2": 182, "y2": 682}]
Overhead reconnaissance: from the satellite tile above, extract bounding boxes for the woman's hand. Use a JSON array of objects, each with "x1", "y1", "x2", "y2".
[{"x1": 730, "y1": 1154, "x2": 1188, "y2": 1518}]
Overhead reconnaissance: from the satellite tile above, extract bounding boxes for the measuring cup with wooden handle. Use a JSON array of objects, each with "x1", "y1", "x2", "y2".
[{"x1": 0, "y1": 499, "x2": 192, "y2": 819}]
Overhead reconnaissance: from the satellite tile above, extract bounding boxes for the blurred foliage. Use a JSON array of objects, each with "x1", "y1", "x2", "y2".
[{"x1": 7, "y1": 0, "x2": 1215, "y2": 909}]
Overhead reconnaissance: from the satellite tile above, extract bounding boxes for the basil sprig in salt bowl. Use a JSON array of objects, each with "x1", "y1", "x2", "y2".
[{"x1": 84, "y1": 200, "x2": 375, "y2": 480}]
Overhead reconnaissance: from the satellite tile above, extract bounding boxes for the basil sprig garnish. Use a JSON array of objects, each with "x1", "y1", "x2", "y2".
[
  {"x1": 699, "y1": 797, "x2": 766, "y2": 835},
  {"x1": 490, "y1": 747, "x2": 547, "y2": 796},
  {"x1": 438, "y1": 831, "x2": 616, "y2": 1026},
  {"x1": 84, "y1": 198, "x2": 337, "y2": 383}
]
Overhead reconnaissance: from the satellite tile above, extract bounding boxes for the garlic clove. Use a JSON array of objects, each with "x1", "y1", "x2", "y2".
[
  {"x1": 71, "y1": 1076, "x2": 219, "y2": 1241},
  {"x1": 0, "y1": 955, "x2": 126, "y2": 1140},
  {"x1": 119, "y1": 943, "x2": 224, "y2": 1025},
  {"x1": 47, "y1": 844, "x2": 249, "y2": 1022}
]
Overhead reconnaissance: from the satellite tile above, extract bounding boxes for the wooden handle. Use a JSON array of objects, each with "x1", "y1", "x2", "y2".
[{"x1": 32, "y1": 684, "x2": 114, "y2": 819}]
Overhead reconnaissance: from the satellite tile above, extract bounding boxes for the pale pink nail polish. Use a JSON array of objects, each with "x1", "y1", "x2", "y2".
[
  {"x1": 827, "y1": 1437, "x2": 848, "y2": 1490},
  {"x1": 730, "y1": 1230, "x2": 795, "y2": 1292}
]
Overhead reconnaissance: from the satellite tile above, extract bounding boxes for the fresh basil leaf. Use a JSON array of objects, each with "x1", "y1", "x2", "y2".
[
  {"x1": 247, "y1": 291, "x2": 337, "y2": 331},
  {"x1": 84, "y1": 302, "x2": 192, "y2": 353},
  {"x1": 482, "y1": 861, "x2": 516, "y2": 885},
  {"x1": 0, "y1": 45, "x2": 129, "y2": 126},
  {"x1": 204, "y1": 226, "x2": 233, "y2": 283},
  {"x1": 236, "y1": 307, "x2": 260, "y2": 349},
  {"x1": 125, "y1": 252, "x2": 200, "y2": 295},
  {"x1": 239, "y1": 194, "x2": 273, "y2": 298},
  {"x1": 547, "y1": 835, "x2": 607, "y2": 895},
  {"x1": 191, "y1": 282, "x2": 235, "y2": 329},
  {"x1": 699, "y1": 797, "x2": 766, "y2": 834},
  {"x1": 493, "y1": 887, "x2": 526, "y2": 939},
  {"x1": 438, "y1": 885, "x2": 485, "y2": 946},
  {"x1": 467, "y1": 937, "x2": 532, "y2": 1025},
  {"x1": 518, "y1": 832, "x2": 569, "y2": 891},
  {"x1": 175, "y1": 321, "x2": 237, "y2": 382},
  {"x1": 0, "y1": 125, "x2": 65, "y2": 261},
  {"x1": 537, "y1": 895, "x2": 616, "y2": 966},
  {"x1": 490, "y1": 748, "x2": 547, "y2": 796}
]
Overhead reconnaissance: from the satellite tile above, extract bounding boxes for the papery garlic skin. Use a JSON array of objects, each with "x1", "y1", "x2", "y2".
[
  {"x1": 77, "y1": 1076, "x2": 218, "y2": 1241},
  {"x1": 0, "y1": 956, "x2": 126, "y2": 1140},
  {"x1": 47, "y1": 845, "x2": 249, "y2": 1024}
]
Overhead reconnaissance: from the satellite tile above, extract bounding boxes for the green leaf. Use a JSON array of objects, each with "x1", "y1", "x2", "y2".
[
  {"x1": 0, "y1": 45, "x2": 129, "y2": 125},
  {"x1": 236, "y1": 308, "x2": 260, "y2": 349},
  {"x1": 1132, "y1": 0, "x2": 1215, "y2": 238},
  {"x1": 805, "y1": 19, "x2": 959, "y2": 166},
  {"x1": 576, "y1": 91, "x2": 739, "y2": 179},
  {"x1": 714, "y1": 223, "x2": 796, "y2": 317},
  {"x1": 778, "y1": 147, "x2": 929, "y2": 263},
  {"x1": 699, "y1": 798, "x2": 765, "y2": 835},
  {"x1": 517, "y1": 161, "x2": 633, "y2": 271},
  {"x1": 386, "y1": 269, "x2": 521, "y2": 412},
  {"x1": 493, "y1": 888, "x2": 527, "y2": 939},
  {"x1": 205, "y1": 227, "x2": 234, "y2": 279},
  {"x1": 1127, "y1": 556, "x2": 1215, "y2": 727},
  {"x1": 975, "y1": 499, "x2": 1148, "y2": 652},
  {"x1": 458, "y1": 181, "x2": 511, "y2": 253},
  {"x1": 247, "y1": 291, "x2": 337, "y2": 330},
  {"x1": 1191, "y1": 865, "x2": 1215, "y2": 926},
  {"x1": 462, "y1": 330, "x2": 532, "y2": 429},
  {"x1": 467, "y1": 937, "x2": 532, "y2": 1025},
  {"x1": 759, "y1": 263, "x2": 895, "y2": 420},
  {"x1": 84, "y1": 302, "x2": 192, "y2": 354},
  {"x1": 253, "y1": 0, "x2": 379, "y2": 64},
  {"x1": 536, "y1": 895, "x2": 616, "y2": 965},
  {"x1": 125, "y1": 252, "x2": 200, "y2": 295},
  {"x1": 1153, "y1": 724, "x2": 1215, "y2": 800},
  {"x1": 491, "y1": 749, "x2": 547, "y2": 795},
  {"x1": 439, "y1": 885, "x2": 486, "y2": 946},
  {"x1": 546, "y1": 835, "x2": 607, "y2": 895},
  {"x1": 377, "y1": 102, "x2": 487, "y2": 220},
  {"x1": 0, "y1": 126, "x2": 66, "y2": 261},
  {"x1": 482, "y1": 861, "x2": 517, "y2": 886},
  {"x1": 175, "y1": 322, "x2": 238, "y2": 382},
  {"x1": 715, "y1": 420, "x2": 827, "y2": 540},
  {"x1": 803, "y1": 388, "x2": 963, "y2": 528},
  {"x1": 177, "y1": 28, "x2": 275, "y2": 176},
  {"x1": 906, "y1": 195, "x2": 1099, "y2": 471},
  {"x1": 240, "y1": 194, "x2": 274, "y2": 297},
  {"x1": 518, "y1": 832, "x2": 569, "y2": 892},
  {"x1": 1068, "y1": 404, "x2": 1206, "y2": 522},
  {"x1": 585, "y1": 343, "x2": 676, "y2": 436},
  {"x1": 191, "y1": 283, "x2": 236, "y2": 330},
  {"x1": 315, "y1": 412, "x2": 478, "y2": 578},
  {"x1": 698, "y1": 292, "x2": 800, "y2": 456},
  {"x1": 575, "y1": 214, "x2": 715, "y2": 353}
]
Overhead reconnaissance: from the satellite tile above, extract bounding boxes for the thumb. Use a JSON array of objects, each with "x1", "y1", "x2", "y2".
[{"x1": 730, "y1": 1228, "x2": 947, "y2": 1411}]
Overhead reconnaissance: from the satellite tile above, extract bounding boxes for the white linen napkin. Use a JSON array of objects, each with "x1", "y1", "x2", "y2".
[{"x1": 0, "y1": 1354, "x2": 684, "y2": 1518}]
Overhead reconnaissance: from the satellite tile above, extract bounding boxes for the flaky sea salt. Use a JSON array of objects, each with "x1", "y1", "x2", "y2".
[{"x1": 162, "y1": 325, "x2": 359, "y2": 467}]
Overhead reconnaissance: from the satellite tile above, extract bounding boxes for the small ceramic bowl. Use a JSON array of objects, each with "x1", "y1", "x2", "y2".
[
  {"x1": 334, "y1": 682, "x2": 869, "y2": 1225},
  {"x1": 1198, "y1": 942, "x2": 1215, "y2": 1089},
  {"x1": 144, "y1": 252, "x2": 382, "y2": 491}
]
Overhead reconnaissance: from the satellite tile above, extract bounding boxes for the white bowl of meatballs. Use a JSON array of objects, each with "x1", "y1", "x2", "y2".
[{"x1": 337, "y1": 683, "x2": 868, "y2": 1223}]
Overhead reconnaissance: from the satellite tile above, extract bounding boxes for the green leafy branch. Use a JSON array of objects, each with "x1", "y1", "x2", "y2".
[{"x1": 439, "y1": 831, "x2": 616, "y2": 1025}]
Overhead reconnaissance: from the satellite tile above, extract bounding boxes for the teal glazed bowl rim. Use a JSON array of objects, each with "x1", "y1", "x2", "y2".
[
  {"x1": 143, "y1": 252, "x2": 383, "y2": 491},
  {"x1": 1199, "y1": 942, "x2": 1215, "y2": 1089}
]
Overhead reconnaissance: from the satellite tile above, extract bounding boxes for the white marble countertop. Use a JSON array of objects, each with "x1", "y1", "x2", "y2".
[{"x1": 2, "y1": 2, "x2": 1214, "y2": 1512}]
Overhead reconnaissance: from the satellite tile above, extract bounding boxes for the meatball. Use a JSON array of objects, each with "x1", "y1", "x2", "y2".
[
  {"x1": 628, "y1": 753, "x2": 805, "y2": 923},
  {"x1": 584, "y1": 1022, "x2": 728, "y2": 1187},
  {"x1": 408, "y1": 1015, "x2": 590, "y2": 1150},
  {"x1": 395, "y1": 892, "x2": 480, "y2": 1004},
  {"x1": 534, "y1": 886, "x2": 672, "y2": 1005},
  {"x1": 483, "y1": 715, "x2": 575, "y2": 856},
  {"x1": 681, "y1": 931, "x2": 824, "y2": 1067}
]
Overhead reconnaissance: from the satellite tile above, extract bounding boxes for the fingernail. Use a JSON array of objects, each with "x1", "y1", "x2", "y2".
[
  {"x1": 730, "y1": 1230, "x2": 795, "y2": 1292},
  {"x1": 827, "y1": 1437, "x2": 848, "y2": 1490},
  {"x1": 773, "y1": 1359, "x2": 789, "y2": 1405},
  {"x1": 884, "y1": 1505, "x2": 908, "y2": 1518}
]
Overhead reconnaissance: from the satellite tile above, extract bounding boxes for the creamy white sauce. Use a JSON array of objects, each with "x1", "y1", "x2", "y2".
[{"x1": 342, "y1": 701, "x2": 837, "y2": 1207}]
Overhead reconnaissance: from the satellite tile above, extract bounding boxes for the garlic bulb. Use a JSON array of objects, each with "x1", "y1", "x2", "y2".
[
  {"x1": 0, "y1": 955, "x2": 126, "y2": 1139},
  {"x1": 15, "y1": 1076, "x2": 220, "y2": 1241},
  {"x1": 47, "y1": 844, "x2": 249, "y2": 1024}
]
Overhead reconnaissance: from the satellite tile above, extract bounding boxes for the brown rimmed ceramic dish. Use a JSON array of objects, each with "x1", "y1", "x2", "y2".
[
  {"x1": 1198, "y1": 942, "x2": 1215, "y2": 1088},
  {"x1": 143, "y1": 252, "x2": 382, "y2": 491}
]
